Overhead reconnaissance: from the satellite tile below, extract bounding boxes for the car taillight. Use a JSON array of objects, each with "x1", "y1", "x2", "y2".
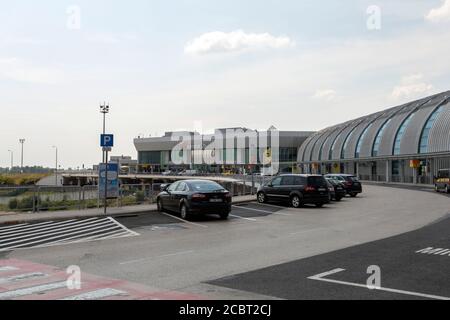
[
  {"x1": 224, "y1": 193, "x2": 232, "y2": 198},
  {"x1": 345, "y1": 181, "x2": 352, "y2": 186},
  {"x1": 305, "y1": 186, "x2": 316, "y2": 192},
  {"x1": 192, "y1": 193, "x2": 207, "y2": 201}
]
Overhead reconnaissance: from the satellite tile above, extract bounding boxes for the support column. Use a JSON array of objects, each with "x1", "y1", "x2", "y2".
[
  {"x1": 356, "y1": 162, "x2": 360, "y2": 178},
  {"x1": 386, "y1": 160, "x2": 390, "y2": 183}
]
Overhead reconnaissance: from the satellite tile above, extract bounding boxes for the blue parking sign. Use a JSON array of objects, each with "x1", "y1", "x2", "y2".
[{"x1": 100, "y1": 134, "x2": 114, "y2": 147}]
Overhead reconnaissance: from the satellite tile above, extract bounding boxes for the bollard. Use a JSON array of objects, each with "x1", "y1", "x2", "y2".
[{"x1": 251, "y1": 174, "x2": 255, "y2": 195}]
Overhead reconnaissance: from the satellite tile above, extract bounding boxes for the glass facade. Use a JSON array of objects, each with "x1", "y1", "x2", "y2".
[
  {"x1": 419, "y1": 106, "x2": 444, "y2": 154},
  {"x1": 318, "y1": 135, "x2": 330, "y2": 161},
  {"x1": 280, "y1": 147, "x2": 298, "y2": 162},
  {"x1": 393, "y1": 113, "x2": 415, "y2": 155},
  {"x1": 138, "y1": 151, "x2": 161, "y2": 164},
  {"x1": 340, "y1": 127, "x2": 357, "y2": 159},
  {"x1": 372, "y1": 119, "x2": 392, "y2": 157},
  {"x1": 355, "y1": 123, "x2": 372, "y2": 158}
]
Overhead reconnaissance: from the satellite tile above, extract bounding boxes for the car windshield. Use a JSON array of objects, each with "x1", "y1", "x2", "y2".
[{"x1": 190, "y1": 181, "x2": 226, "y2": 192}]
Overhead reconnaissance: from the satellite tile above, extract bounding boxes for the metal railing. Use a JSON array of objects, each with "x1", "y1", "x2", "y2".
[{"x1": 0, "y1": 180, "x2": 258, "y2": 213}]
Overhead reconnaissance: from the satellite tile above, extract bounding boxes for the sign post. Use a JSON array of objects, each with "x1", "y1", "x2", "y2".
[{"x1": 100, "y1": 134, "x2": 115, "y2": 214}]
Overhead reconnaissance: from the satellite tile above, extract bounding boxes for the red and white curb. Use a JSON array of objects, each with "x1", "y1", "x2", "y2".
[{"x1": 0, "y1": 259, "x2": 203, "y2": 300}]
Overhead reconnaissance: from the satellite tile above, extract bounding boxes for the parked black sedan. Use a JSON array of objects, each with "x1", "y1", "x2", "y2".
[
  {"x1": 325, "y1": 174, "x2": 362, "y2": 197},
  {"x1": 156, "y1": 180, "x2": 232, "y2": 220},
  {"x1": 325, "y1": 177, "x2": 346, "y2": 201}
]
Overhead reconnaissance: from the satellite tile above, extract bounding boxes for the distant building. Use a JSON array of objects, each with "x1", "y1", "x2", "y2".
[
  {"x1": 134, "y1": 128, "x2": 314, "y2": 174},
  {"x1": 109, "y1": 155, "x2": 138, "y2": 173},
  {"x1": 298, "y1": 90, "x2": 450, "y2": 185}
]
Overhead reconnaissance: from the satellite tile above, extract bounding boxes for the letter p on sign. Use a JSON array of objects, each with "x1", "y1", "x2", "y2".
[{"x1": 101, "y1": 134, "x2": 114, "y2": 147}]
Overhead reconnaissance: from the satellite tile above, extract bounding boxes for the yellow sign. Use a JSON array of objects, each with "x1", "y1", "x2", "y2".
[
  {"x1": 410, "y1": 160, "x2": 420, "y2": 168},
  {"x1": 263, "y1": 148, "x2": 272, "y2": 165}
]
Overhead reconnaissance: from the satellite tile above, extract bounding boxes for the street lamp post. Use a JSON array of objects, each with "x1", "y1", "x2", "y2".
[
  {"x1": 52, "y1": 146, "x2": 58, "y2": 186},
  {"x1": 100, "y1": 103, "x2": 110, "y2": 214},
  {"x1": 19, "y1": 139, "x2": 25, "y2": 172},
  {"x1": 100, "y1": 103, "x2": 109, "y2": 162},
  {"x1": 8, "y1": 150, "x2": 13, "y2": 171}
]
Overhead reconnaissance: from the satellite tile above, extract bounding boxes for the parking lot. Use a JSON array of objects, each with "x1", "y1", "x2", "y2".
[{"x1": 1, "y1": 184, "x2": 449, "y2": 300}]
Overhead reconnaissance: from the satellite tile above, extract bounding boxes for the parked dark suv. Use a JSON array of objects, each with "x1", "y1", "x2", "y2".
[
  {"x1": 257, "y1": 174, "x2": 330, "y2": 208},
  {"x1": 325, "y1": 174, "x2": 362, "y2": 197},
  {"x1": 325, "y1": 177, "x2": 346, "y2": 201}
]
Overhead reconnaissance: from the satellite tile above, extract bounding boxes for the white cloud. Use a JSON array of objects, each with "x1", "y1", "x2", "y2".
[
  {"x1": 0, "y1": 57, "x2": 61, "y2": 84},
  {"x1": 390, "y1": 74, "x2": 434, "y2": 101},
  {"x1": 184, "y1": 30, "x2": 294, "y2": 55},
  {"x1": 425, "y1": 0, "x2": 450, "y2": 22},
  {"x1": 312, "y1": 89, "x2": 337, "y2": 101}
]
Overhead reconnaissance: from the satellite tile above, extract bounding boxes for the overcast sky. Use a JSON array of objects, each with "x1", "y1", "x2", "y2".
[{"x1": 1, "y1": 0, "x2": 450, "y2": 168}]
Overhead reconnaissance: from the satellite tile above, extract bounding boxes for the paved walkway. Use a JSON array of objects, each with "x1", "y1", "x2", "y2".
[
  {"x1": 0, "y1": 195, "x2": 256, "y2": 225},
  {"x1": 361, "y1": 180, "x2": 435, "y2": 189}
]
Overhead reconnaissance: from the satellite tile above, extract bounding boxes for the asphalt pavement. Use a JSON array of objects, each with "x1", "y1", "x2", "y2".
[
  {"x1": 0, "y1": 185, "x2": 449, "y2": 300},
  {"x1": 210, "y1": 213, "x2": 450, "y2": 300}
]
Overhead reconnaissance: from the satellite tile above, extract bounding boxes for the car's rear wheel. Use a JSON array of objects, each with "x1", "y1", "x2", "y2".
[
  {"x1": 257, "y1": 192, "x2": 267, "y2": 203},
  {"x1": 291, "y1": 195, "x2": 302, "y2": 208},
  {"x1": 350, "y1": 192, "x2": 357, "y2": 198},
  {"x1": 315, "y1": 203, "x2": 324, "y2": 208},
  {"x1": 335, "y1": 196, "x2": 342, "y2": 202},
  {"x1": 219, "y1": 212, "x2": 229, "y2": 220},
  {"x1": 180, "y1": 204, "x2": 190, "y2": 220},
  {"x1": 446, "y1": 185, "x2": 449, "y2": 194}
]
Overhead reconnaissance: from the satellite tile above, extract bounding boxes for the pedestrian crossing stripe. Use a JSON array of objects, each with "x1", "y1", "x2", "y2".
[{"x1": 0, "y1": 217, "x2": 139, "y2": 252}]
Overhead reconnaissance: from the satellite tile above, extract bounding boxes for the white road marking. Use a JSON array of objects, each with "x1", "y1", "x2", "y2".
[
  {"x1": 61, "y1": 288, "x2": 127, "y2": 300},
  {"x1": 0, "y1": 219, "x2": 113, "y2": 249},
  {"x1": 0, "y1": 218, "x2": 138, "y2": 252},
  {"x1": 107, "y1": 217, "x2": 140, "y2": 236},
  {"x1": 229, "y1": 214, "x2": 258, "y2": 222},
  {"x1": 308, "y1": 268, "x2": 346, "y2": 279},
  {"x1": 0, "y1": 272, "x2": 47, "y2": 284},
  {"x1": 39, "y1": 225, "x2": 125, "y2": 247},
  {"x1": 0, "y1": 218, "x2": 99, "y2": 240},
  {"x1": 119, "y1": 250, "x2": 195, "y2": 265},
  {"x1": 308, "y1": 268, "x2": 450, "y2": 300},
  {"x1": 0, "y1": 221, "x2": 57, "y2": 234},
  {"x1": 249, "y1": 202, "x2": 291, "y2": 210},
  {"x1": 0, "y1": 223, "x2": 33, "y2": 231},
  {"x1": 90, "y1": 230, "x2": 131, "y2": 241},
  {"x1": 416, "y1": 247, "x2": 450, "y2": 256},
  {"x1": 159, "y1": 211, "x2": 208, "y2": 228},
  {"x1": 0, "y1": 281, "x2": 67, "y2": 299},
  {"x1": 0, "y1": 266, "x2": 19, "y2": 272},
  {"x1": 233, "y1": 205, "x2": 291, "y2": 216},
  {"x1": 57, "y1": 229, "x2": 132, "y2": 244}
]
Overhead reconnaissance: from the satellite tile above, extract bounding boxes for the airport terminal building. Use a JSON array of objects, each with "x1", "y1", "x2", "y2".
[
  {"x1": 134, "y1": 128, "x2": 314, "y2": 174},
  {"x1": 298, "y1": 91, "x2": 450, "y2": 185}
]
